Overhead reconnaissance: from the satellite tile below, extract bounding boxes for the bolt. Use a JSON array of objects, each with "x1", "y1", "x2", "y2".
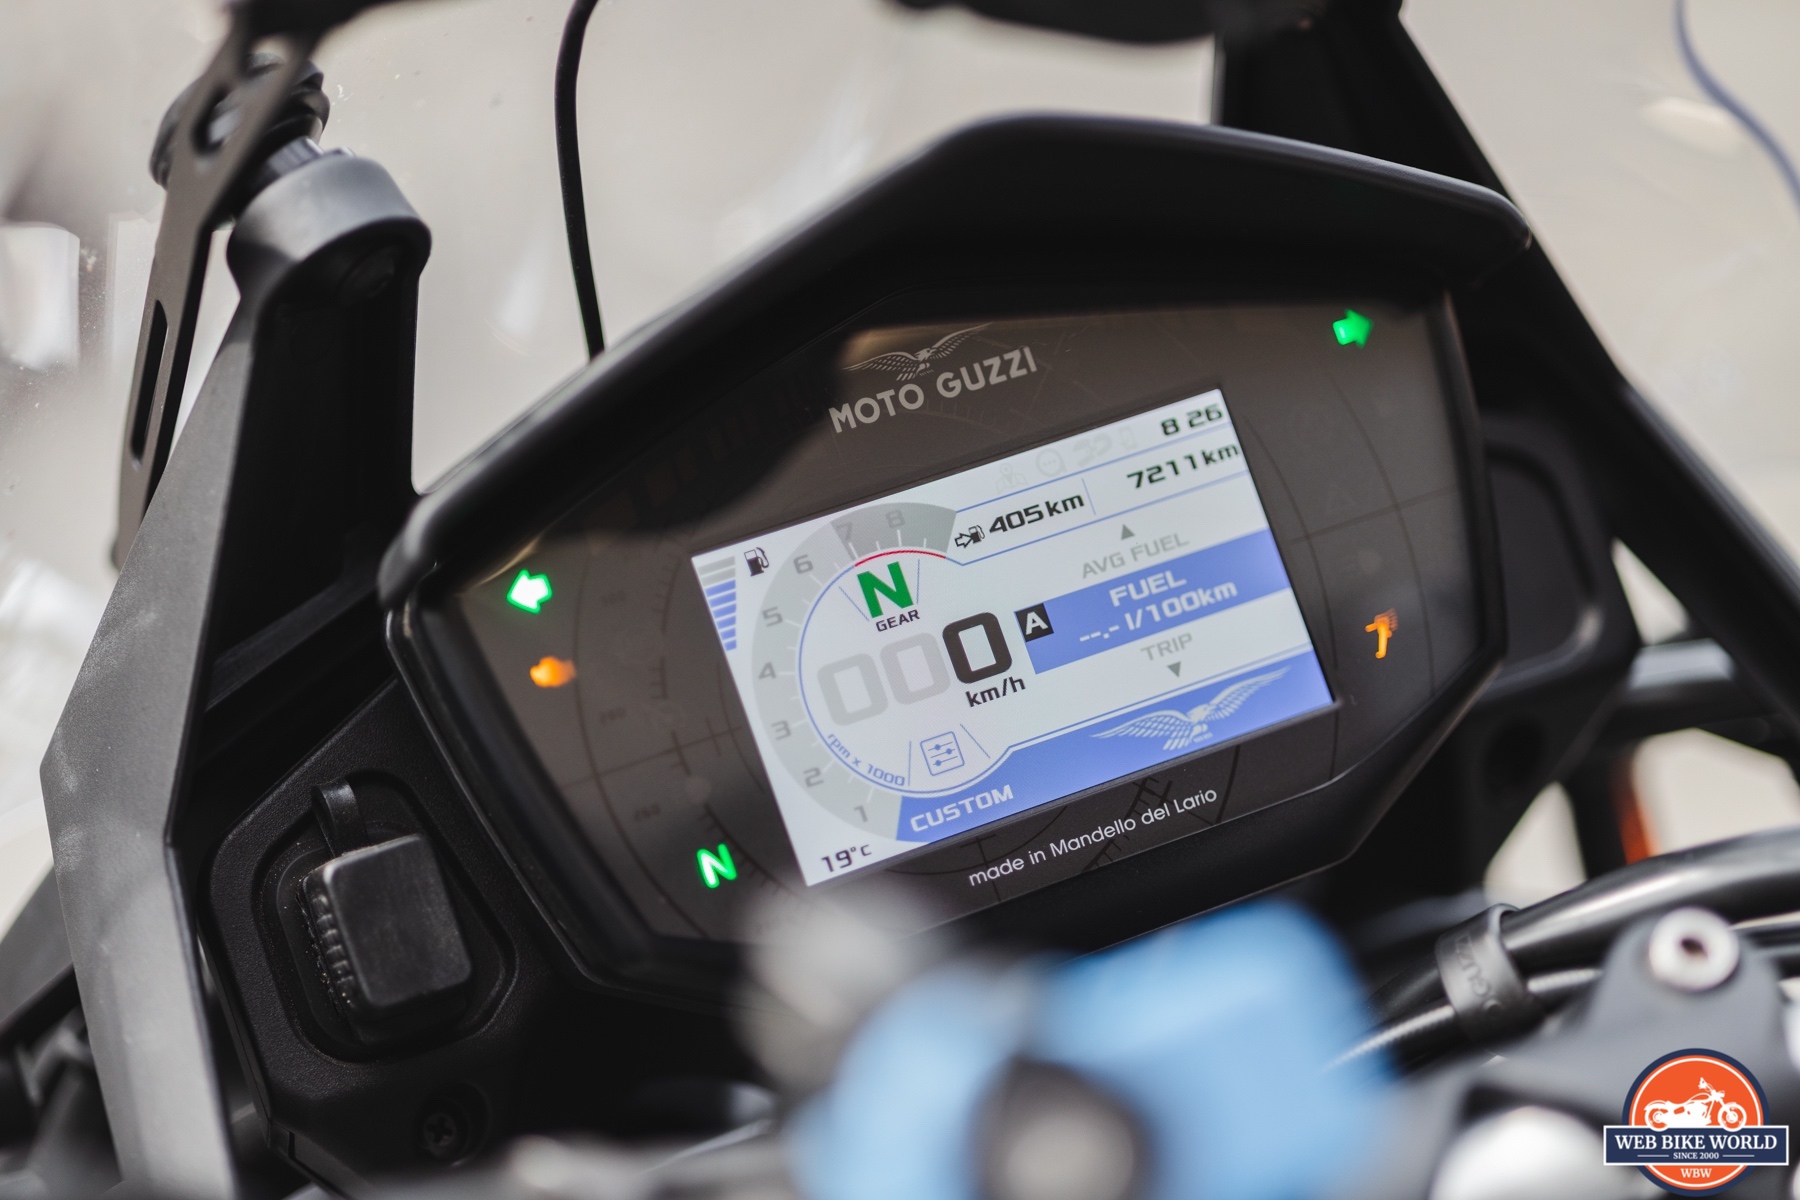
[
  {"x1": 419, "y1": 1102, "x2": 469, "y2": 1162},
  {"x1": 1647, "y1": 907, "x2": 1739, "y2": 993}
]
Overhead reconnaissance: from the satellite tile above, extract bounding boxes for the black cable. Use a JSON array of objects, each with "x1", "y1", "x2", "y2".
[
  {"x1": 1377, "y1": 825, "x2": 1800, "y2": 1024},
  {"x1": 1336, "y1": 966, "x2": 1603, "y2": 1071},
  {"x1": 555, "y1": 0, "x2": 605, "y2": 357},
  {"x1": 1351, "y1": 826, "x2": 1800, "y2": 1075},
  {"x1": 1674, "y1": 0, "x2": 1800, "y2": 220},
  {"x1": 1332, "y1": 1003, "x2": 1458, "y2": 1070}
]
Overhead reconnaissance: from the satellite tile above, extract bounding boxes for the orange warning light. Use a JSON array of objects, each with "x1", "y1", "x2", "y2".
[
  {"x1": 1365, "y1": 610, "x2": 1398, "y2": 659},
  {"x1": 529, "y1": 656, "x2": 577, "y2": 688}
]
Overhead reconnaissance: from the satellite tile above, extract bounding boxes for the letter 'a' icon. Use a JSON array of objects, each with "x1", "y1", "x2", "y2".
[{"x1": 1015, "y1": 603, "x2": 1054, "y2": 642}]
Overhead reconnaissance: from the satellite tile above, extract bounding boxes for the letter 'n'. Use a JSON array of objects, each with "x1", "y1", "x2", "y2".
[
  {"x1": 859, "y1": 561, "x2": 914, "y2": 617},
  {"x1": 696, "y1": 844, "x2": 736, "y2": 888}
]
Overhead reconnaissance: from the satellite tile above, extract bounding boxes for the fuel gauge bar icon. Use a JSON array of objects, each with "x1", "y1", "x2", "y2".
[{"x1": 697, "y1": 557, "x2": 740, "y2": 651}]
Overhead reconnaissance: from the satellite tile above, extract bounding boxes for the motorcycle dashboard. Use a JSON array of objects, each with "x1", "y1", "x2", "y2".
[{"x1": 386, "y1": 118, "x2": 1519, "y2": 994}]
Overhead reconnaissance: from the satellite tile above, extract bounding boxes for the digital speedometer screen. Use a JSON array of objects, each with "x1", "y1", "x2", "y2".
[{"x1": 695, "y1": 390, "x2": 1331, "y2": 885}]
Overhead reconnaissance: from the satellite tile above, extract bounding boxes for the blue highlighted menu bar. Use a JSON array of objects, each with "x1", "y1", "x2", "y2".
[{"x1": 1024, "y1": 529, "x2": 1294, "y2": 673}]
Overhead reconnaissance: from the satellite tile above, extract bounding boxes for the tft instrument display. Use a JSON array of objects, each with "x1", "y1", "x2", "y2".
[{"x1": 693, "y1": 391, "x2": 1330, "y2": 884}]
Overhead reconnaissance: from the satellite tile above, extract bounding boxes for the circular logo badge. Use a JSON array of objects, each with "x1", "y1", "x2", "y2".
[{"x1": 1623, "y1": 1050, "x2": 1768, "y2": 1193}]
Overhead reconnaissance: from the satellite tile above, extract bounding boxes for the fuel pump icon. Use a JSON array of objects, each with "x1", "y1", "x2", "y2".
[{"x1": 745, "y1": 547, "x2": 770, "y2": 576}]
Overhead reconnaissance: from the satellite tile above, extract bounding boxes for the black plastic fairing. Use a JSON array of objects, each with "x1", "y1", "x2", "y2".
[
  {"x1": 381, "y1": 115, "x2": 1522, "y2": 995},
  {"x1": 1324, "y1": 416, "x2": 1641, "y2": 917},
  {"x1": 1215, "y1": 0, "x2": 1800, "y2": 736},
  {"x1": 377, "y1": 116, "x2": 1527, "y2": 607}
]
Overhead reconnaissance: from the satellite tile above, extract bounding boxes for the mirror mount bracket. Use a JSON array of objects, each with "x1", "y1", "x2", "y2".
[
  {"x1": 113, "y1": 0, "x2": 402, "y2": 567},
  {"x1": 49, "y1": 5, "x2": 426, "y2": 1195}
]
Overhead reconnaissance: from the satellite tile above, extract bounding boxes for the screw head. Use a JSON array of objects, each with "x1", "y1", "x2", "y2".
[
  {"x1": 419, "y1": 1100, "x2": 471, "y2": 1162},
  {"x1": 1647, "y1": 907, "x2": 1739, "y2": 993}
]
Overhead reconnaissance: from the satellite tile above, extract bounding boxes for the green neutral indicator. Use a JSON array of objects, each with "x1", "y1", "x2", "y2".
[
  {"x1": 697, "y1": 843, "x2": 737, "y2": 889},
  {"x1": 1333, "y1": 309, "x2": 1372, "y2": 347},
  {"x1": 506, "y1": 569, "x2": 553, "y2": 613}
]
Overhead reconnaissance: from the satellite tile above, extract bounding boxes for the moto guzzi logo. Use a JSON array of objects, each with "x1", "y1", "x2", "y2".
[
  {"x1": 845, "y1": 325, "x2": 986, "y2": 381},
  {"x1": 831, "y1": 324, "x2": 1039, "y2": 433}
]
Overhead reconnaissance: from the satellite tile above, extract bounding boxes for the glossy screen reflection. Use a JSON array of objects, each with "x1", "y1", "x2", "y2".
[{"x1": 695, "y1": 389, "x2": 1330, "y2": 885}]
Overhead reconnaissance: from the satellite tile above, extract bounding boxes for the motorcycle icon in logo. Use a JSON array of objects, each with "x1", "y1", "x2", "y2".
[{"x1": 1645, "y1": 1080, "x2": 1748, "y2": 1132}]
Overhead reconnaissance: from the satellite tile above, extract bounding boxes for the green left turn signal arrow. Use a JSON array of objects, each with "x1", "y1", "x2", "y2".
[{"x1": 507, "y1": 569, "x2": 553, "y2": 613}]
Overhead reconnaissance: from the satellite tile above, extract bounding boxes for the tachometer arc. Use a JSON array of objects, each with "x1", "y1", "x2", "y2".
[
  {"x1": 850, "y1": 548, "x2": 947, "y2": 569},
  {"x1": 752, "y1": 501, "x2": 959, "y2": 841}
]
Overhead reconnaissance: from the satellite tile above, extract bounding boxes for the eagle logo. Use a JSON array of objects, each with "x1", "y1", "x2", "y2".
[
  {"x1": 844, "y1": 325, "x2": 987, "y2": 380},
  {"x1": 1092, "y1": 669, "x2": 1288, "y2": 751}
]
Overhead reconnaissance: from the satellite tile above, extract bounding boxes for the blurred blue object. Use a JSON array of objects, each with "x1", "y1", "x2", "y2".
[
  {"x1": 792, "y1": 902, "x2": 1389, "y2": 1200},
  {"x1": 792, "y1": 960, "x2": 1039, "y2": 1200},
  {"x1": 1034, "y1": 903, "x2": 1389, "y2": 1200}
]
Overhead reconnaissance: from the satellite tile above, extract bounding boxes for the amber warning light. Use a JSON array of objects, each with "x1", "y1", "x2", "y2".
[
  {"x1": 530, "y1": 656, "x2": 576, "y2": 688},
  {"x1": 1365, "y1": 610, "x2": 1397, "y2": 659}
]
